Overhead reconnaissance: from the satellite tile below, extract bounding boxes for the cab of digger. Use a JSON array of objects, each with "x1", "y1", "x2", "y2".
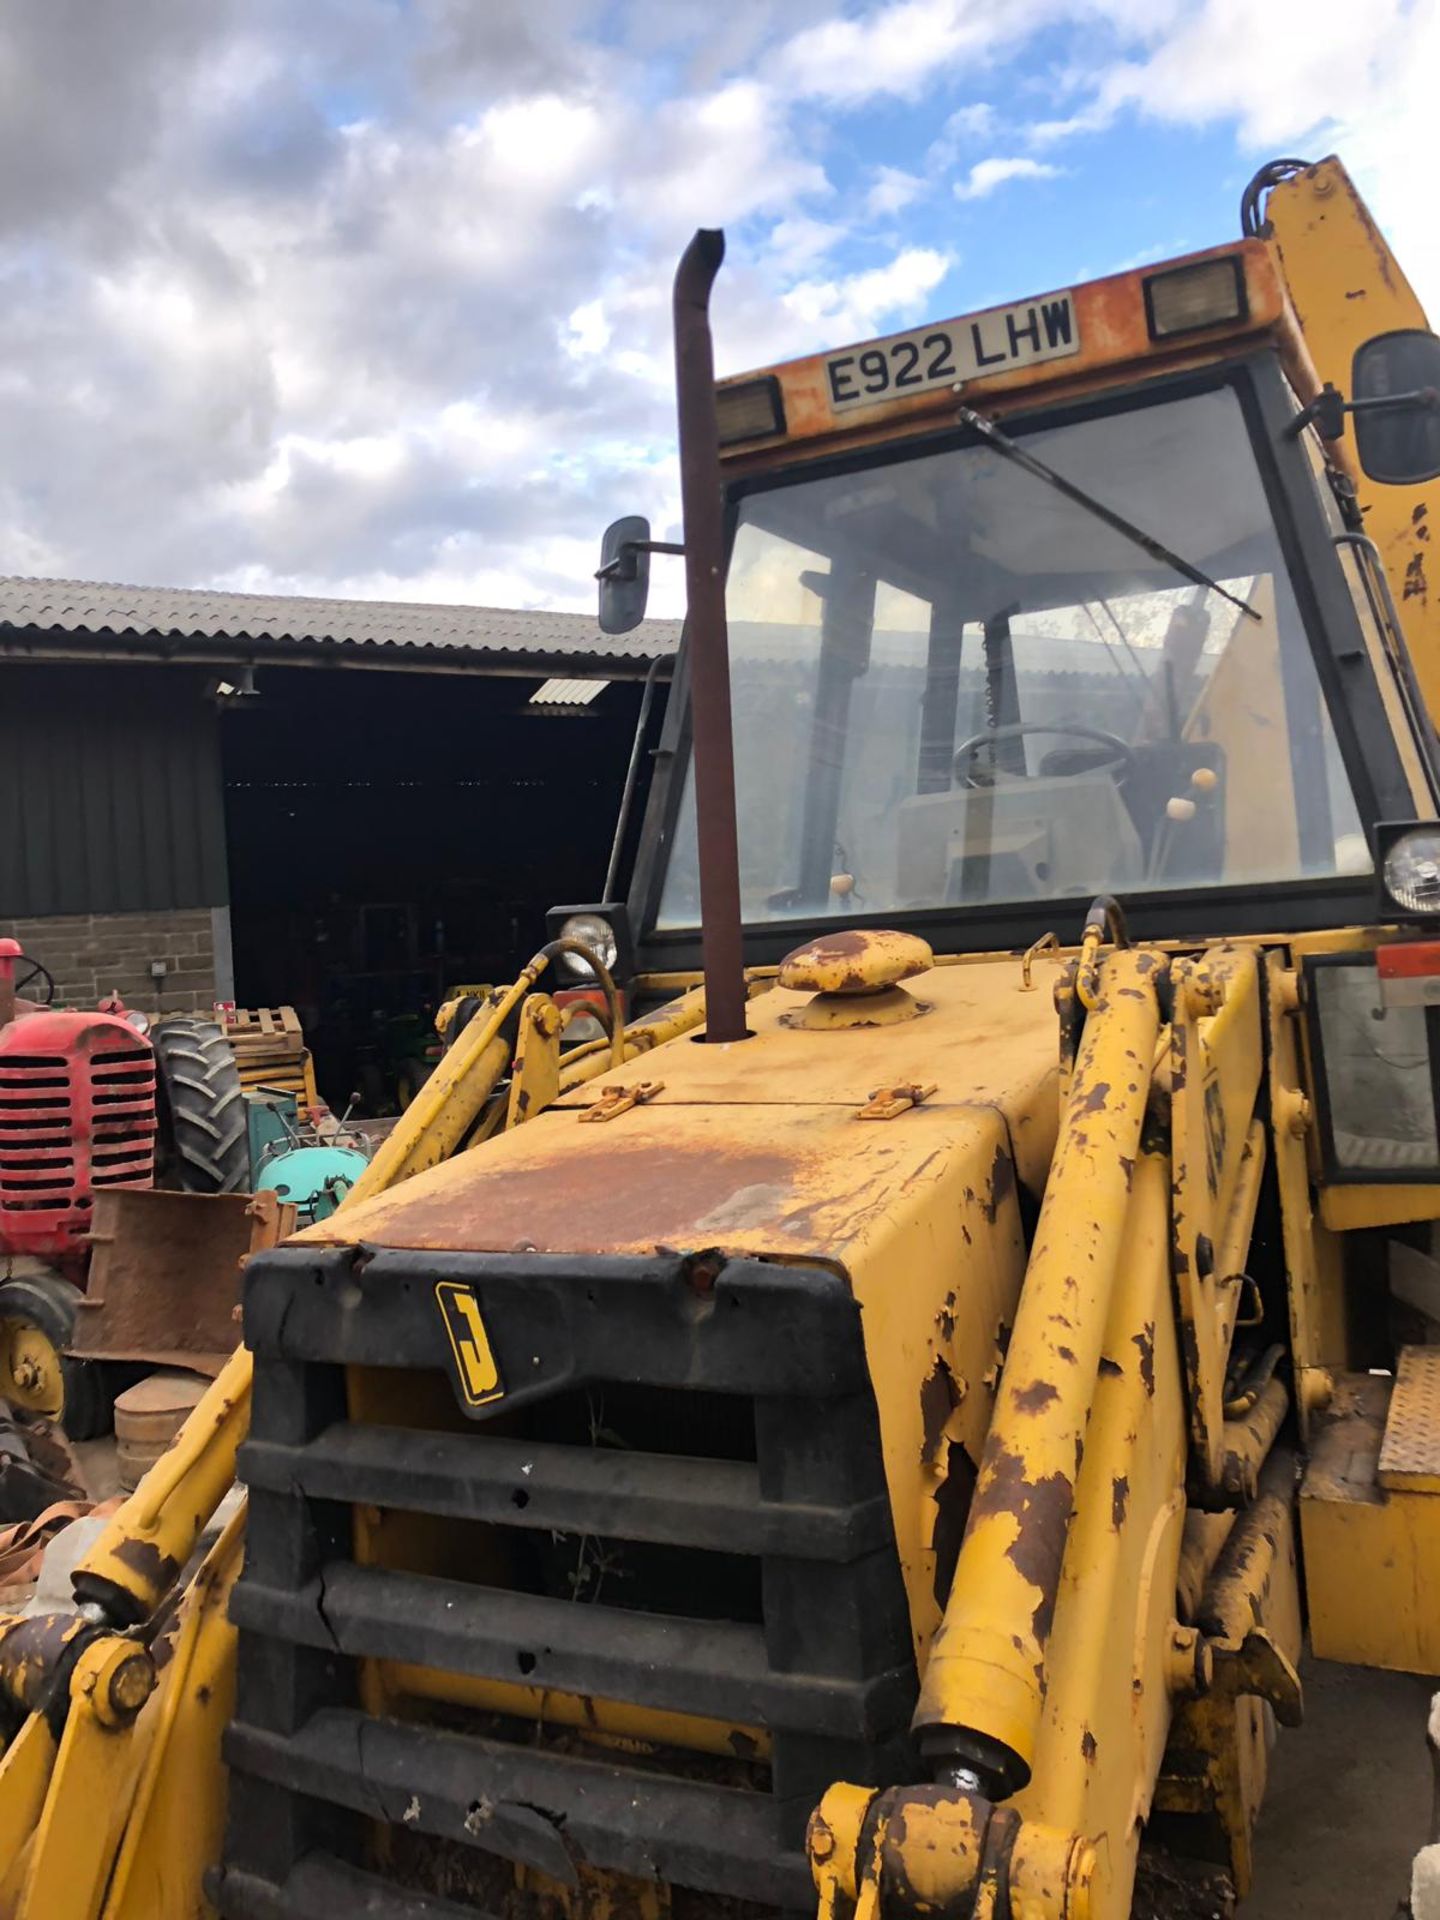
[
  {"x1": 577, "y1": 272, "x2": 1440, "y2": 981},
  {"x1": 652, "y1": 382, "x2": 1372, "y2": 929}
]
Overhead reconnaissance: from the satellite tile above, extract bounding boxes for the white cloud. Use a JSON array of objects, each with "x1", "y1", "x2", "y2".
[
  {"x1": 766, "y1": 215, "x2": 847, "y2": 275},
  {"x1": 1024, "y1": 0, "x2": 1439, "y2": 308},
  {"x1": 776, "y1": 0, "x2": 1054, "y2": 104},
  {"x1": 929, "y1": 101, "x2": 998, "y2": 164},
  {"x1": 954, "y1": 156, "x2": 1061, "y2": 200},
  {"x1": 0, "y1": 0, "x2": 1436, "y2": 614},
  {"x1": 865, "y1": 166, "x2": 927, "y2": 218},
  {"x1": 781, "y1": 246, "x2": 952, "y2": 345},
  {"x1": 565, "y1": 298, "x2": 612, "y2": 358}
]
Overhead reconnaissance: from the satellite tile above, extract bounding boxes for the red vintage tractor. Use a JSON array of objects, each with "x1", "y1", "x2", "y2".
[{"x1": 0, "y1": 938, "x2": 248, "y2": 1436}]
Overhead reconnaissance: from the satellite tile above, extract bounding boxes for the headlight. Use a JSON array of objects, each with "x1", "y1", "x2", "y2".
[
  {"x1": 124, "y1": 1009, "x2": 151, "y2": 1034},
  {"x1": 557, "y1": 912, "x2": 619, "y2": 978},
  {"x1": 1383, "y1": 828, "x2": 1440, "y2": 915}
]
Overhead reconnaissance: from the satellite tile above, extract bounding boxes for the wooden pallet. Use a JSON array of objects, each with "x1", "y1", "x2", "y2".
[{"x1": 220, "y1": 1006, "x2": 320, "y2": 1115}]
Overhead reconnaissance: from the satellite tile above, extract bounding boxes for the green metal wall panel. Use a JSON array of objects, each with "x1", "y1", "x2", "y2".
[{"x1": 0, "y1": 664, "x2": 228, "y2": 915}]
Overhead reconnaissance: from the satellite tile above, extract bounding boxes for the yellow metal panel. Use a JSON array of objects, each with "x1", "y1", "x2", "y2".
[
  {"x1": 101, "y1": 1506, "x2": 245, "y2": 1920},
  {"x1": 1379, "y1": 1346, "x2": 1440, "y2": 1493},
  {"x1": 1169, "y1": 946, "x2": 1265, "y2": 1487},
  {"x1": 1301, "y1": 1371, "x2": 1440, "y2": 1672},
  {"x1": 1318, "y1": 1182, "x2": 1440, "y2": 1233},
  {"x1": 15, "y1": 1643, "x2": 156, "y2": 1920},
  {"x1": 1013, "y1": 1145, "x2": 1187, "y2": 1918},
  {"x1": 1264, "y1": 952, "x2": 1348, "y2": 1412},
  {"x1": 1264, "y1": 158, "x2": 1440, "y2": 725},
  {"x1": 914, "y1": 949, "x2": 1166, "y2": 1788},
  {"x1": 303, "y1": 957, "x2": 1059, "y2": 1261}
]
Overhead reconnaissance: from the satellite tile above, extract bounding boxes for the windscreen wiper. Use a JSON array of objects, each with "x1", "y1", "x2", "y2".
[{"x1": 957, "y1": 406, "x2": 1261, "y2": 622}]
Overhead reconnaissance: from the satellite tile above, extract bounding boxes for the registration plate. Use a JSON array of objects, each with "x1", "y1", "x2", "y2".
[{"x1": 824, "y1": 291, "x2": 1080, "y2": 413}]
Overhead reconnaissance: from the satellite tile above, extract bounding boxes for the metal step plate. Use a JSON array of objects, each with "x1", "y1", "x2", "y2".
[{"x1": 1379, "y1": 1346, "x2": 1440, "y2": 1493}]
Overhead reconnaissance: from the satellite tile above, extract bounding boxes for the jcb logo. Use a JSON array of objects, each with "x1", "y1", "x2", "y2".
[{"x1": 435, "y1": 1281, "x2": 504, "y2": 1409}]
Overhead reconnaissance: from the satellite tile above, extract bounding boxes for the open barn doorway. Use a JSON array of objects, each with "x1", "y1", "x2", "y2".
[{"x1": 219, "y1": 664, "x2": 659, "y2": 1112}]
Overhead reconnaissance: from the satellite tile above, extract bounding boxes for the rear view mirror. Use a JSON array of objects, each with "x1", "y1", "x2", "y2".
[
  {"x1": 1352, "y1": 330, "x2": 1440, "y2": 485},
  {"x1": 597, "y1": 515, "x2": 652, "y2": 635}
]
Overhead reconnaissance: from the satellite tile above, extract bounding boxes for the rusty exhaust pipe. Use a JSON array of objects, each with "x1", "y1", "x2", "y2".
[{"x1": 673, "y1": 229, "x2": 749, "y2": 1044}]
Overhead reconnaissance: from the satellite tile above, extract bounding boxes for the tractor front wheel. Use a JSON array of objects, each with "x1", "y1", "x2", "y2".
[
  {"x1": 0, "y1": 1269, "x2": 113, "y2": 1440},
  {"x1": 152, "y1": 1017, "x2": 249, "y2": 1193}
]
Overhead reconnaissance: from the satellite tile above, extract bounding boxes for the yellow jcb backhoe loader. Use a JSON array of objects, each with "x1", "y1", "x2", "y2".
[{"x1": 4, "y1": 153, "x2": 1440, "y2": 1920}]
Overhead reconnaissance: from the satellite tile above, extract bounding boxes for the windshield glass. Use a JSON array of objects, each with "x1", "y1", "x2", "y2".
[{"x1": 655, "y1": 385, "x2": 1369, "y2": 929}]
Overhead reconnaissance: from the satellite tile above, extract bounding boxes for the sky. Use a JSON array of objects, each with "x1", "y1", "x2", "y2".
[{"x1": 0, "y1": 0, "x2": 1434, "y2": 619}]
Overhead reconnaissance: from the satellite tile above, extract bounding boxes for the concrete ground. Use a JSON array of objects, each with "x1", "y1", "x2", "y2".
[{"x1": 1244, "y1": 1655, "x2": 1435, "y2": 1918}]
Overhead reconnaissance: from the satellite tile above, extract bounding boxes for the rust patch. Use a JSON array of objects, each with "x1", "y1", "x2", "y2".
[
  {"x1": 728, "y1": 1729, "x2": 759, "y2": 1759},
  {"x1": 1118, "y1": 1154, "x2": 1135, "y2": 1191},
  {"x1": 976, "y1": 1444, "x2": 1073, "y2": 1646},
  {"x1": 356, "y1": 1135, "x2": 823, "y2": 1257},
  {"x1": 110, "y1": 1536, "x2": 182, "y2": 1593},
  {"x1": 920, "y1": 1356, "x2": 962, "y2": 1462},
  {"x1": 1013, "y1": 1378, "x2": 1060, "y2": 1414},
  {"x1": 1132, "y1": 1322, "x2": 1156, "y2": 1396},
  {"x1": 983, "y1": 1144, "x2": 1016, "y2": 1222},
  {"x1": 798, "y1": 931, "x2": 870, "y2": 958},
  {"x1": 1111, "y1": 1474, "x2": 1130, "y2": 1529},
  {"x1": 1098, "y1": 1355, "x2": 1122, "y2": 1378},
  {"x1": 1081, "y1": 1729, "x2": 1098, "y2": 1764},
  {"x1": 1404, "y1": 550, "x2": 1427, "y2": 602},
  {"x1": 1056, "y1": 1345, "x2": 1076, "y2": 1364}
]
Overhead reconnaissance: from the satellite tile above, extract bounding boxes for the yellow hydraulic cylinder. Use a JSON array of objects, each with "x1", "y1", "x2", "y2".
[
  {"x1": 75, "y1": 1344, "x2": 252, "y2": 1623},
  {"x1": 912, "y1": 947, "x2": 1167, "y2": 1793}
]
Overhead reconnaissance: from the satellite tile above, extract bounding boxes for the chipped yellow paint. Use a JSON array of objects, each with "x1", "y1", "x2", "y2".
[
  {"x1": 306, "y1": 955, "x2": 1061, "y2": 1660},
  {"x1": 777, "y1": 927, "x2": 934, "y2": 996},
  {"x1": 1265, "y1": 157, "x2": 1440, "y2": 726}
]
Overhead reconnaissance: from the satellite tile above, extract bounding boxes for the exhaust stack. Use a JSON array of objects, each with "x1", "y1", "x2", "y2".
[{"x1": 673, "y1": 229, "x2": 749, "y2": 1044}]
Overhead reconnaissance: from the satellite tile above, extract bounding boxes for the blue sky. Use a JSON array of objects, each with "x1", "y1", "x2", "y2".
[{"x1": 0, "y1": 0, "x2": 1432, "y2": 614}]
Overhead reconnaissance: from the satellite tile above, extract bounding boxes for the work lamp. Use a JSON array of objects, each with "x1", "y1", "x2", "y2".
[{"x1": 1143, "y1": 257, "x2": 1247, "y2": 341}]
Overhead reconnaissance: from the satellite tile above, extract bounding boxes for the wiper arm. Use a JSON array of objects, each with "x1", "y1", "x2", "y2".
[{"x1": 957, "y1": 406, "x2": 1261, "y2": 622}]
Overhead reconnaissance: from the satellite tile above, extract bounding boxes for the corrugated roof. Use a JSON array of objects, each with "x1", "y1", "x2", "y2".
[
  {"x1": 529, "y1": 678, "x2": 609, "y2": 706},
  {"x1": 0, "y1": 575, "x2": 681, "y2": 674}
]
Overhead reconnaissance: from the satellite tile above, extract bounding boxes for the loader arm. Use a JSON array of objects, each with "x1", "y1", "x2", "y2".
[
  {"x1": 0, "y1": 941, "x2": 648, "y2": 1920},
  {"x1": 811, "y1": 940, "x2": 1300, "y2": 1920}
]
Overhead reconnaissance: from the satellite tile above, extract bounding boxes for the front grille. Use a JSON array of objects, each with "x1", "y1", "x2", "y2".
[
  {"x1": 0, "y1": 1053, "x2": 75, "y2": 1211},
  {"x1": 218, "y1": 1246, "x2": 919, "y2": 1919},
  {"x1": 0, "y1": 1024, "x2": 155, "y2": 1247},
  {"x1": 87, "y1": 1046, "x2": 158, "y2": 1187}
]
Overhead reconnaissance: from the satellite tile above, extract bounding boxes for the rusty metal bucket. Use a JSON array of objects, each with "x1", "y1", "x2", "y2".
[{"x1": 72, "y1": 1189, "x2": 293, "y2": 1375}]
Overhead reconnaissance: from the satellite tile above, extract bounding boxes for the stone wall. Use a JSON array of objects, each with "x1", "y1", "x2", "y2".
[{"x1": 0, "y1": 907, "x2": 218, "y2": 1014}]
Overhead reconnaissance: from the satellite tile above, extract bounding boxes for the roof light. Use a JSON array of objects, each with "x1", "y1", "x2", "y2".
[
  {"x1": 1143, "y1": 257, "x2": 1247, "y2": 341},
  {"x1": 715, "y1": 375, "x2": 786, "y2": 448},
  {"x1": 530, "y1": 678, "x2": 607, "y2": 707}
]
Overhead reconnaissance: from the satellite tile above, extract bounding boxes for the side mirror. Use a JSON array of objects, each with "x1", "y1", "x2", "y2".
[
  {"x1": 597, "y1": 515, "x2": 652, "y2": 635},
  {"x1": 1352, "y1": 330, "x2": 1440, "y2": 485}
]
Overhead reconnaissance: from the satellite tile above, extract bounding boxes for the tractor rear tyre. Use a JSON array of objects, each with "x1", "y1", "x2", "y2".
[
  {"x1": 152, "y1": 1016, "x2": 249, "y2": 1194},
  {"x1": 0, "y1": 1269, "x2": 114, "y2": 1440}
]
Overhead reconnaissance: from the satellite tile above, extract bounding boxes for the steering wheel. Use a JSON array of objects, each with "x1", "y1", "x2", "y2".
[
  {"x1": 6, "y1": 956, "x2": 55, "y2": 1006},
  {"x1": 954, "y1": 722, "x2": 1136, "y2": 789}
]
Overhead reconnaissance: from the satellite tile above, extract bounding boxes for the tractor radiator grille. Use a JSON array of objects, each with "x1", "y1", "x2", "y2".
[
  {"x1": 0, "y1": 1026, "x2": 155, "y2": 1247},
  {"x1": 0, "y1": 1053, "x2": 73, "y2": 1209},
  {"x1": 217, "y1": 1246, "x2": 919, "y2": 1920}
]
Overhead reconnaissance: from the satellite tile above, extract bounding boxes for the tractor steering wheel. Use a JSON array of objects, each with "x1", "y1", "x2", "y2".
[
  {"x1": 6, "y1": 956, "x2": 55, "y2": 1006},
  {"x1": 954, "y1": 722, "x2": 1136, "y2": 789}
]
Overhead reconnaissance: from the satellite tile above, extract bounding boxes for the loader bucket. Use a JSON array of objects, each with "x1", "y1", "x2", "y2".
[{"x1": 72, "y1": 1188, "x2": 292, "y2": 1375}]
